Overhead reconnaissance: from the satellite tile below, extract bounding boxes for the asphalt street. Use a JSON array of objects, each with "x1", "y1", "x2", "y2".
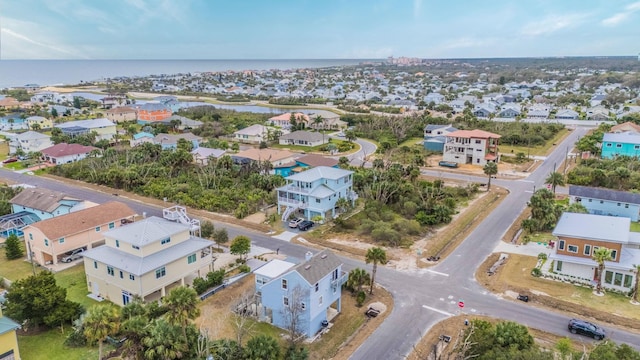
[{"x1": 2, "y1": 126, "x2": 639, "y2": 359}]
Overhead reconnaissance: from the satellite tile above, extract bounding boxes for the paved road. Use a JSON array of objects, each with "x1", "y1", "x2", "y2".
[{"x1": 3, "y1": 125, "x2": 640, "y2": 358}]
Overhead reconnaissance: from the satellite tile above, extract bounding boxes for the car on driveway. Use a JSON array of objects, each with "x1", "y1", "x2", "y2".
[
  {"x1": 288, "y1": 217, "x2": 304, "y2": 228},
  {"x1": 297, "y1": 220, "x2": 314, "y2": 231},
  {"x1": 568, "y1": 318, "x2": 605, "y2": 340},
  {"x1": 61, "y1": 248, "x2": 85, "y2": 263}
]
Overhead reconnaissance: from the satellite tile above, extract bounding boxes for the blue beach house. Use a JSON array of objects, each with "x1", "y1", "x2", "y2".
[
  {"x1": 569, "y1": 185, "x2": 640, "y2": 222},
  {"x1": 255, "y1": 250, "x2": 346, "y2": 337},
  {"x1": 601, "y1": 132, "x2": 640, "y2": 159},
  {"x1": 277, "y1": 166, "x2": 356, "y2": 221}
]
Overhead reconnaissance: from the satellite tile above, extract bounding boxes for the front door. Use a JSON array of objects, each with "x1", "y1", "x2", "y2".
[
  {"x1": 122, "y1": 291, "x2": 131, "y2": 306},
  {"x1": 92, "y1": 282, "x2": 99, "y2": 296}
]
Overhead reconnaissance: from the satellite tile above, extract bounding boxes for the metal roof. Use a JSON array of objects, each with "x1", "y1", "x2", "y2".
[
  {"x1": 285, "y1": 166, "x2": 353, "y2": 182},
  {"x1": 55, "y1": 118, "x2": 115, "y2": 129},
  {"x1": 82, "y1": 237, "x2": 211, "y2": 276},
  {"x1": 103, "y1": 216, "x2": 191, "y2": 247},
  {"x1": 309, "y1": 184, "x2": 335, "y2": 198},
  {"x1": 552, "y1": 212, "x2": 630, "y2": 244},
  {"x1": 254, "y1": 259, "x2": 296, "y2": 279},
  {"x1": 0, "y1": 314, "x2": 20, "y2": 335},
  {"x1": 569, "y1": 185, "x2": 640, "y2": 205},
  {"x1": 602, "y1": 131, "x2": 640, "y2": 144}
]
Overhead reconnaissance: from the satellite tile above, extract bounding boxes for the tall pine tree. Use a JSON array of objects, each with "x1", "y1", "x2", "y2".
[{"x1": 4, "y1": 233, "x2": 24, "y2": 260}]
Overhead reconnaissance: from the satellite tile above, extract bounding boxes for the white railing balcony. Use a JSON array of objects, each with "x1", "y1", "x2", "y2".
[{"x1": 278, "y1": 197, "x2": 307, "y2": 209}]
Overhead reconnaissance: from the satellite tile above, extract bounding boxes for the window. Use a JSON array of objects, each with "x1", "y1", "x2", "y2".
[
  {"x1": 558, "y1": 240, "x2": 565, "y2": 251},
  {"x1": 107, "y1": 266, "x2": 114, "y2": 276},
  {"x1": 611, "y1": 250, "x2": 617, "y2": 260},
  {"x1": 604, "y1": 271, "x2": 613, "y2": 284},
  {"x1": 119, "y1": 271, "x2": 123, "y2": 279},
  {"x1": 616, "y1": 144, "x2": 622, "y2": 148},
  {"x1": 556, "y1": 261, "x2": 562, "y2": 272},
  {"x1": 567, "y1": 245, "x2": 578, "y2": 253},
  {"x1": 584, "y1": 245, "x2": 592, "y2": 256},
  {"x1": 318, "y1": 296, "x2": 323, "y2": 305},
  {"x1": 95, "y1": 226, "x2": 101, "y2": 232},
  {"x1": 625, "y1": 204, "x2": 629, "y2": 208},
  {"x1": 44, "y1": 239, "x2": 48, "y2": 246},
  {"x1": 130, "y1": 274, "x2": 135, "y2": 280},
  {"x1": 614, "y1": 273, "x2": 623, "y2": 286},
  {"x1": 132, "y1": 245, "x2": 140, "y2": 250},
  {"x1": 29, "y1": 233, "x2": 33, "y2": 240},
  {"x1": 575, "y1": 197, "x2": 581, "y2": 202},
  {"x1": 161, "y1": 238, "x2": 171, "y2": 245},
  {"x1": 115, "y1": 240, "x2": 120, "y2": 248},
  {"x1": 588, "y1": 199, "x2": 592, "y2": 202},
  {"x1": 625, "y1": 274, "x2": 633, "y2": 288},
  {"x1": 600, "y1": 200, "x2": 604, "y2": 204},
  {"x1": 155, "y1": 267, "x2": 166, "y2": 279},
  {"x1": 59, "y1": 237, "x2": 65, "y2": 244},
  {"x1": 94, "y1": 261, "x2": 98, "y2": 269},
  {"x1": 283, "y1": 296, "x2": 289, "y2": 306},
  {"x1": 109, "y1": 222, "x2": 115, "y2": 229},
  {"x1": 316, "y1": 198, "x2": 321, "y2": 203},
  {"x1": 282, "y1": 279, "x2": 288, "y2": 290},
  {"x1": 301, "y1": 302, "x2": 306, "y2": 310},
  {"x1": 188, "y1": 254, "x2": 196, "y2": 264},
  {"x1": 315, "y1": 283, "x2": 319, "y2": 292},
  {"x1": 475, "y1": 139, "x2": 481, "y2": 144}
]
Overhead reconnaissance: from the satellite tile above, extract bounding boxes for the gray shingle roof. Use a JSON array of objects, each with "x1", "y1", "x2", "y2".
[
  {"x1": 82, "y1": 237, "x2": 211, "y2": 276},
  {"x1": 552, "y1": 212, "x2": 630, "y2": 243},
  {"x1": 292, "y1": 249, "x2": 342, "y2": 285},
  {"x1": 10, "y1": 188, "x2": 79, "y2": 213},
  {"x1": 103, "y1": 216, "x2": 190, "y2": 247},
  {"x1": 285, "y1": 166, "x2": 353, "y2": 182},
  {"x1": 569, "y1": 185, "x2": 640, "y2": 205},
  {"x1": 55, "y1": 118, "x2": 115, "y2": 129},
  {"x1": 279, "y1": 130, "x2": 324, "y2": 142}
]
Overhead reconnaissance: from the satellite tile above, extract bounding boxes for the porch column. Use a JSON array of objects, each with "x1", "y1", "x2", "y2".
[
  {"x1": 161, "y1": 286, "x2": 166, "y2": 297},
  {"x1": 337, "y1": 297, "x2": 342, "y2": 312},
  {"x1": 180, "y1": 277, "x2": 185, "y2": 286}
]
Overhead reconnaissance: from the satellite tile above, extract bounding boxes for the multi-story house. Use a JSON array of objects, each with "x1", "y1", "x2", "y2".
[
  {"x1": 233, "y1": 124, "x2": 269, "y2": 144},
  {"x1": 82, "y1": 216, "x2": 214, "y2": 306},
  {"x1": 136, "y1": 103, "x2": 172, "y2": 123},
  {"x1": 23, "y1": 202, "x2": 136, "y2": 266},
  {"x1": 0, "y1": 308, "x2": 21, "y2": 360},
  {"x1": 277, "y1": 166, "x2": 355, "y2": 221},
  {"x1": 442, "y1": 129, "x2": 500, "y2": 166},
  {"x1": 255, "y1": 250, "x2": 346, "y2": 337},
  {"x1": 423, "y1": 124, "x2": 458, "y2": 152},
  {"x1": 9, "y1": 131, "x2": 53, "y2": 154},
  {"x1": 601, "y1": 131, "x2": 640, "y2": 159},
  {"x1": 55, "y1": 118, "x2": 117, "y2": 141},
  {"x1": 9, "y1": 188, "x2": 86, "y2": 221},
  {"x1": 550, "y1": 212, "x2": 640, "y2": 292},
  {"x1": 569, "y1": 185, "x2": 640, "y2": 221},
  {"x1": 105, "y1": 106, "x2": 137, "y2": 123}
]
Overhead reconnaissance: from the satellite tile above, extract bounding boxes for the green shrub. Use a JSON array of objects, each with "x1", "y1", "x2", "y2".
[
  {"x1": 239, "y1": 265, "x2": 251, "y2": 273},
  {"x1": 356, "y1": 291, "x2": 366, "y2": 307},
  {"x1": 531, "y1": 268, "x2": 542, "y2": 277}
]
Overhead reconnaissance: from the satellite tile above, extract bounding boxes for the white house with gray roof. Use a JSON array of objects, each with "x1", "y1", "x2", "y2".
[
  {"x1": 9, "y1": 131, "x2": 53, "y2": 154},
  {"x1": 82, "y1": 216, "x2": 213, "y2": 306},
  {"x1": 278, "y1": 130, "x2": 327, "y2": 147},
  {"x1": 277, "y1": 166, "x2": 356, "y2": 222},
  {"x1": 569, "y1": 185, "x2": 640, "y2": 221},
  {"x1": 550, "y1": 212, "x2": 640, "y2": 292}
]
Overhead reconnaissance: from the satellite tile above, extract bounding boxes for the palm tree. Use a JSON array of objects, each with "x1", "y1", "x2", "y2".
[
  {"x1": 483, "y1": 162, "x2": 498, "y2": 190},
  {"x1": 593, "y1": 247, "x2": 613, "y2": 295},
  {"x1": 163, "y1": 286, "x2": 200, "y2": 344},
  {"x1": 347, "y1": 268, "x2": 371, "y2": 294},
  {"x1": 365, "y1": 247, "x2": 387, "y2": 295},
  {"x1": 83, "y1": 305, "x2": 120, "y2": 360},
  {"x1": 633, "y1": 264, "x2": 640, "y2": 304},
  {"x1": 545, "y1": 171, "x2": 565, "y2": 195}
]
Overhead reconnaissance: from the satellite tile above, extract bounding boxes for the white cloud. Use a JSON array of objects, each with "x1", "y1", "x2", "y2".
[
  {"x1": 0, "y1": 18, "x2": 89, "y2": 59},
  {"x1": 521, "y1": 14, "x2": 588, "y2": 36},
  {"x1": 602, "y1": 1, "x2": 640, "y2": 26}
]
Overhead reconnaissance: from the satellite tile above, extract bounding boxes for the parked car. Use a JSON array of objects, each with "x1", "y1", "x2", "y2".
[
  {"x1": 568, "y1": 319, "x2": 605, "y2": 340},
  {"x1": 288, "y1": 217, "x2": 304, "y2": 228},
  {"x1": 61, "y1": 248, "x2": 85, "y2": 263},
  {"x1": 297, "y1": 220, "x2": 314, "y2": 231},
  {"x1": 2, "y1": 158, "x2": 17, "y2": 164}
]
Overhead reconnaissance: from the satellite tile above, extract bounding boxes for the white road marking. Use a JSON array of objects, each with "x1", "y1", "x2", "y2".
[
  {"x1": 426, "y1": 269, "x2": 449, "y2": 277},
  {"x1": 471, "y1": 308, "x2": 477, "y2": 313},
  {"x1": 518, "y1": 180, "x2": 534, "y2": 183},
  {"x1": 524, "y1": 191, "x2": 533, "y2": 193},
  {"x1": 439, "y1": 298, "x2": 445, "y2": 302},
  {"x1": 422, "y1": 305, "x2": 454, "y2": 317},
  {"x1": 448, "y1": 295, "x2": 454, "y2": 300}
]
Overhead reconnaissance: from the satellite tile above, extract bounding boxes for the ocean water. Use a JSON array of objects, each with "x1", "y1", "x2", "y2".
[{"x1": 0, "y1": 59, "x2": 375, "y2": 88}]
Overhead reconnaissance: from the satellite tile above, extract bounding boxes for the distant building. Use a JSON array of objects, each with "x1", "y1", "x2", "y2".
[
  {"x1": 423, "y1": 124, "x2": 458, "y2": 152},
  {"x1": 442, "y1": 129, "x2": 500, "y2": 166},
  {"x1": 105, "y1": 106, "x2": 137, "y2": 123},
  {"x1": 601, "y1": 132, "x2": 640, "y2": 159},
  {"x1": 136, "y1": 102, "x2": 172, "y2": 123},
  {"x1": 41, "y1": 143, "x2": 98, "y2": 164},
  {"x1": 55, "y1": 118, "x2": 117, "y2": 141}
]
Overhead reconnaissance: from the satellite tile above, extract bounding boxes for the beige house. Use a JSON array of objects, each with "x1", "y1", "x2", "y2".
[
  {"x1": 234, "y1": 148, "x2": 296, "y2": 167},
  {"x1": 233, "y1": 124, "x2": 270, "y2": 144},
  {"x1": 82, "y1": 216, "x2": 214, "y2": 306},
  {"x1": 105, "y1": 106, "x2": 137, "y2": 123},
  {"x1": 23, "y1": 202, "x2": 137, "y2": 266}
]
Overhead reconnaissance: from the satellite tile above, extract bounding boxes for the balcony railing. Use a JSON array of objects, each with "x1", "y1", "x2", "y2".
[{"x1": 277, "y1": 197, "x2": 308, "y2": 209}]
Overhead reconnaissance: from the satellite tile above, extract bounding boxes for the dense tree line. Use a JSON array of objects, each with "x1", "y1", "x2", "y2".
[
  {"x1": 567, "y1": 156, "x2": 640, "y2": 191},
  {"x1": 177, "y1": 106, "x2": 271, "y2": 137},
  {"x1": 50, "y1": 143, "x2": 285, "y2": 218}
]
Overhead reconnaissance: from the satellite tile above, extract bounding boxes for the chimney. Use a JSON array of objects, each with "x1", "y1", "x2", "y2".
[{"x1": 305, "y1": 251, "x2": 313, "y2": 261}]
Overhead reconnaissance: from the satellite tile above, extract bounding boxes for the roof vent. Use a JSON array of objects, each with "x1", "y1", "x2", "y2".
[
  {"x1": 321, "y1": 254, "x2": 327, "y2": 259},
  {"x1": 304, "y1": 265, "x2": 311, "y2": 270}
]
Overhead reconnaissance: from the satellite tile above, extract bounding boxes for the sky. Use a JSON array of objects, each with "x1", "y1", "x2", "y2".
[{"x1": 1, "y1": 0, "x2": 639, "y2": 60}]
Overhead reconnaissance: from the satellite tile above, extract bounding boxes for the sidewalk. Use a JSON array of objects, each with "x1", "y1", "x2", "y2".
[{"x1": 493, "y1": 240, "x2": 552, "y2": 258}]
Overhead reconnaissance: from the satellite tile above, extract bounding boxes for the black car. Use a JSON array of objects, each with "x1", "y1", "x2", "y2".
[
  {"x1": 297, "y1": 220, "x2": 314, "y2": 231},
  {"x1": 568, "y1": 319, "x2": 605, "y2": 340}
]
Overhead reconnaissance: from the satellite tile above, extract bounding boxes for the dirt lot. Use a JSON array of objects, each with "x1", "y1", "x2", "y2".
[{"x1": 477, "y1": 253, "x2": 640, "y2": 333}]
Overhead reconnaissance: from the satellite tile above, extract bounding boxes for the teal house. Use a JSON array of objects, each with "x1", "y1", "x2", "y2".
[{"x1": 601, "y1": 132, "x2": 640, "y2": 159}]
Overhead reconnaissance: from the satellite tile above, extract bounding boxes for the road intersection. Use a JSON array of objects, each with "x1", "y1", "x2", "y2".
[{"x1": 2, "y1": 125, "x2": 639, "y2": 359}]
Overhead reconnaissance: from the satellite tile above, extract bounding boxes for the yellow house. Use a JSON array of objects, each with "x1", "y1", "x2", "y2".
[
  {"x1": 23, "y1": 202, "x2": 137, "y2": 267},
  {"x1": 25, "y1": 116, "x2": 53, "y2": 130},
  {"x1": 82, "y1": 216, "x2": 214, "y2": 306},
  {"x1": 0, "y1": 308, "x2": 21, "y2": 360}
]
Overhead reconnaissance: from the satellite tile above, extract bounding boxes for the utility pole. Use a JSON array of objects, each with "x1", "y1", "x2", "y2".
[
  {"x1": 27, "y1": 239, "x2": 36, "y2": 275},
  {"x1": 563, "y1": 146, "x2": 569, "y2": 175}
]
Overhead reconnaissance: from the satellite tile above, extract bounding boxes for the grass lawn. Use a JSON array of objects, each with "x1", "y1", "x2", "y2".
[
  {"x1": 499, "y1": 128, "x2": 570, "y2": 157},
  {"x1": 0, "y1": 249, "x2": 41, "y2": 282},
  {"x1": 524, "y1": 232, "x2": 556, "y2": 245},
  {"x1": 18, "y1": 329, "x2": 101, "y2": 360},
  {"x1": 54, "y1": 264, "x2": 98, "y2": 308},
  {"x1": 398, "y1": 137, "x2": 424, "y2": 148},
  {"x1": 631, "y1": 222, "x2": 640, "y2": 233},
  {"x1": 2, "y1": 161, "x2": 27, "y2": 170}
]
